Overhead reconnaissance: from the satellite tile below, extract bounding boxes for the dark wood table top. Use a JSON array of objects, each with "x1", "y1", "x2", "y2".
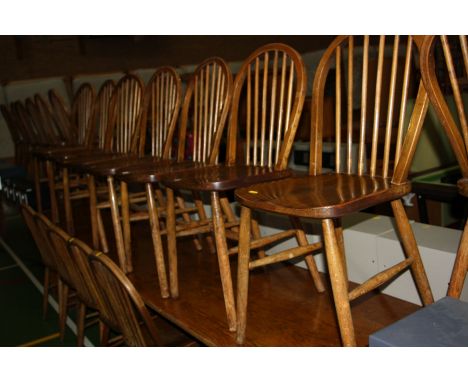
[{"x1": 128, "y1": 236, "x2": 420, "y2": 346}]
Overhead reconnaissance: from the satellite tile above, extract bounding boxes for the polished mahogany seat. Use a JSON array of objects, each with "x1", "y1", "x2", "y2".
[
  {"x1": 161, "y1": 164, "x2": 293, "y2": 192},
  {"x1": 236, "y1": 173, "x2": 410, "y2": 218}
]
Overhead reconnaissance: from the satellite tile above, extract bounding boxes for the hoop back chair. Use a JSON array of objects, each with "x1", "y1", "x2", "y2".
[
  {"x1": 114, "y1": 58, "x2": 233, "y2": 302},
  {"x1": 36, "y1": 85, "x2": 97, "y2": 220},
  {"x1": 34, "y1": 211, "x2": 77, "y2": 341},
  {"x1": 235, "y1": 35, "x2": 434, "y2": 346},
  {"x1": 420, "y1": 35, "x2": 468, "y2": 299},
  {"x1": 159, "y1": 44, "x2": 309, "y2": 332},
  {"x1": 20, "y1": 204, "x2": 58, "y2": 319},
  {"x1": 103, "y1": 67, "x2": 183, "y2": 274},
  {"x1": 88, "y1": 252, "x2": 196, "y2": 346}
]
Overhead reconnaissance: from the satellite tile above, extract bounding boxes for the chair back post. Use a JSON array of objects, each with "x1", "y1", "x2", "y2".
[
  {"x1": 138, "y1": 67, "x2": 182, "y2": 159},
  {"x1": 227, "y1": 43, "x2": 307, "y2": 170},
  {"x1": 176, "y1": 57, "x2": 233, "y2": 164}
]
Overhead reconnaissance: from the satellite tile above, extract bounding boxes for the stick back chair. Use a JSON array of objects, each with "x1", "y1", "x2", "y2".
[
  {"x1": 34, "y1": 211, "x2": 77, "y2": 341},
  {"x1": 20, "y1": 204, "x2": 58, "y2": 320},
  {"x1": 420, "y1": 35, "x2": 468, "y2": 299},
  {"x1": 115, "y1": 58, "x2": 233, "y2": 300},
  {"x1": 94, "y1": 67, "x2": 185, "y2": 275},
  {"x1": 235, "y1": 35, "x2": 435, "y2": 346},
  {"x1": 88, "y1": 252, "x2": 197, "y2": 346},
  {"x1": 159, "y1": 43, "x2": 309, "y2": 332},
  {"x1": 35, "y1": 85, "x2": 96, "y2": 220}
]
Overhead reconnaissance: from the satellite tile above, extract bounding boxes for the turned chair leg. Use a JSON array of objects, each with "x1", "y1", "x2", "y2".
[
  {"x1": 76, "y1": 302, "x2": 86, "y2": 347},
  {"x1": 193, "y1": 191, "x2": 216, "y2": 254},
  {"x1": 58, "y1": 279, "x2": 69, "y2": 341},
  {"x1": 46, "y1": 160, "x2": 59, "y2": 224},
  {"x1": 176, "y1": 194, "x2": 202, "y2": 251},
  {"x1": 120, "y1": 180, "x2": 133, "y2": 270},
  {"x1": 447, "y1": 220, "x2": 468, "y2": 298},
  {"x1": 146, "y1": 183, "x2": 170, "y2": 298},
  {"x1": 250, "y1": 216, "x2": 266, "y2": 259},
  {"x1": 107, "y1": 176, "x2": 128, "y2": 273},
  {"x1": 322, "y1": 218, "x2": 356, "y2": 346},
  {"x1": 88, "y1": 175, "x2": 100, "y2": 249},
  {"x1": 391, "y1": 199, "x2": 434, "y2": 305},
  {"x1": 236, "y1": 205, "x2": 252, "y2": 344},
  {"x1": 62, "y1": 167, "x2": 75, "y2": 235},
  {"x1": 210, "y1": 191, "x2": 236, "y2": 332},
  {"x1": 42, "y1": 267, "x2": 50, "y2": 319},
  {"x1": 290, "y1": 216, "x2": 326, "y2": 292},
  {"x1": 33, "y1": 158, "x2": 42, "y2": 213}
]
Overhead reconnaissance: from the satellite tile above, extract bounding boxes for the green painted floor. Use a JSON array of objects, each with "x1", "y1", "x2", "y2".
[{"x1": 0, "y1": 200, "x2": 99, "y2": 347}]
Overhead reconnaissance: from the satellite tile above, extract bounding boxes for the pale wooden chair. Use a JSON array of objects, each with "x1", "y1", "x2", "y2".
[
  {"x1": 420, "y1": 35, "x2": 468, "y2": 299},
  {"x1": 235, "y1": 36, "x2": 435, "y2": 346},
  {"x1": 88, "y1": 252, "x2": 198, "y2": 346},
  {"x1": 114, "y1": 57, "x2": 233, "y2": 297}
]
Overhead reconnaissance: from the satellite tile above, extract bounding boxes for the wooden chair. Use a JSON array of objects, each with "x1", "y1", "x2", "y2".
[
  {"x1": 20, "y1": 204, "x2": 58, "y2": 320},
  {"x1": 88, "y1": 252, "x2": 198, "y2": 346},
  {"x1": 63, "y1": 74, "x2": 146, "y2": 258},
  {"x1": 159, "y1": 44, "x2": 309, "y2": 332},
  {"x1": 87, "y1": 67, "x2": 188, "y2": 273},
  {"x1": 35, "y1": 85, "x2": 96, "y2": 223},
  {"x1": 420, "y1": 35, "x2": 468, "y2": 299},
  {"x1": 34, "y1": 211, "x2": 76, "y2": 341},
  {"x1": 56, "y1": 81, "x2": 115, "y2": 235},
  {"x1": 114, "y1": 58, "x2": 233, "y2": 297},
  {"x1": 234, "y1": 36, "x2": 435, "y2": 346}
]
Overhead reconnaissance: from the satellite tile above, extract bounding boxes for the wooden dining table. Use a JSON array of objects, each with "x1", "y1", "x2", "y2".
[{"x1": 125, "y1": 228, "x2": 420, "y2": 346}]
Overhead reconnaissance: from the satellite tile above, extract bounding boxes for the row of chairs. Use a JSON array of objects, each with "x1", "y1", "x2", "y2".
[
  {"x1": 4, "y1": 35, "x2": 468, "y2": 346},
  {"x1": 21, "y1": 203, "x2": 197, "y2": 346}
]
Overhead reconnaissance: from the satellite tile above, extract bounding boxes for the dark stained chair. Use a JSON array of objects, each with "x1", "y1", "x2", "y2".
[
  {"x1": 35, "y1": 85, "x2": 96, "y2": 224},
  {"x1": 159, "y1": 43, "x2": 311, "y2": 332},
  {"x1": 88, "y1": 252, "x2": 198, "y2": 346},
  {"x1": 114, "y1": 57, "x2": 233, "y2": 297},
  {"x1": 20, "y1": 204, "x2": 58, "y2": 320},
  {"x1": 420, "y1": 35, "x2": 468, "y2": 298},
  {"x1": 234, "y1": 36, "x2": 434, "y2": 346},
  {"x1": 84, "y1": 67, "x2": 187, "y2": 274}
]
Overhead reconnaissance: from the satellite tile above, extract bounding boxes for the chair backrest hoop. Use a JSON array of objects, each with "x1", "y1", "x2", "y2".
[{"x1": 227, "y1": 43, "x2": 307, "y2": 170}]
